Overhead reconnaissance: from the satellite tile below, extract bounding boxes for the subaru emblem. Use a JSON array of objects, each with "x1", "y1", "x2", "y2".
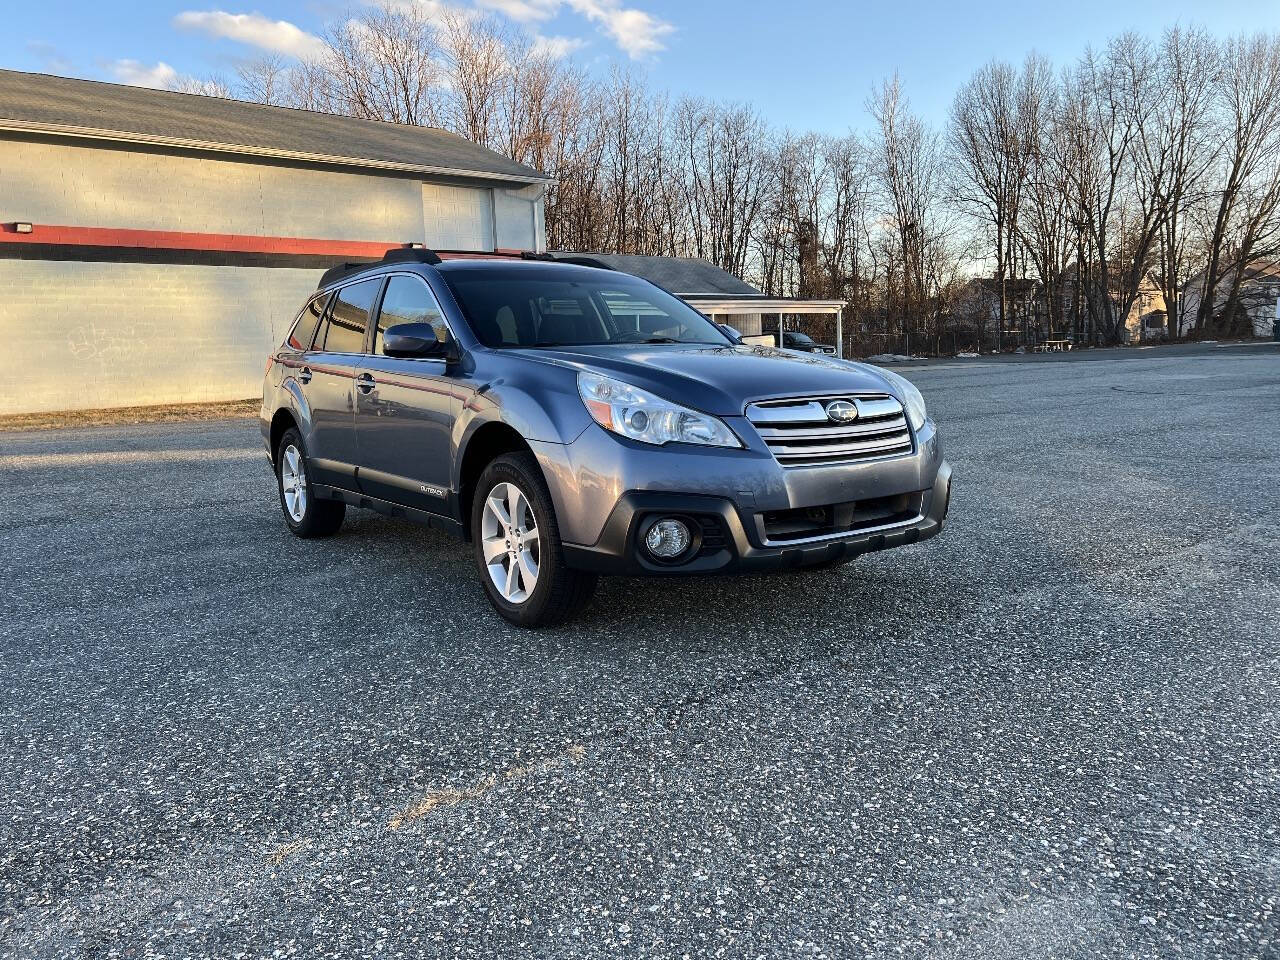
[{"x1": 825, "y1": 399, "x2": 858, "y2": 424}]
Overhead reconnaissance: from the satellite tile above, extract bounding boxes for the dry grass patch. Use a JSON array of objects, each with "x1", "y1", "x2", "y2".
[
  {"x1": 267, "y1": 838, "x2": 313, "y2": 866},
  {"x1": 389, "y1": 745, "x2": 586, "y2": 832},
  {"x1": 0, "y1": 399, "x2": 260, "y2": 432}
]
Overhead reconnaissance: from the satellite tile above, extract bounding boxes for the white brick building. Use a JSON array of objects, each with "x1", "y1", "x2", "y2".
[{"x1": 0, "y1": 69, "x2": 551, "y2": 415}]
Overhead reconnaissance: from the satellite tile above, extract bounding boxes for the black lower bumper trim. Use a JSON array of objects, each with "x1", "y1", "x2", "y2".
[{"x1": 562, "y1": 461, "x2": 951, "y2": 577}]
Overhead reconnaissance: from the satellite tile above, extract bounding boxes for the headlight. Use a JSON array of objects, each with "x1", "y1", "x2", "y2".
[
  {"x1": 577, "y1": 371, "x2": 741, "y2": 448},
  {"x1": 879, "y1": 369, "x2": 928, "y2": 431}
]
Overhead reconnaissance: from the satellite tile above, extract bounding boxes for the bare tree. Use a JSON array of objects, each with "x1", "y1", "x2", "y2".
[
  {"x1": 1134, "y1": 28, "x2": 1220, "y2": 338},
  {"x1": 1057, "y1": 42, "x2": 1142, "y2": 343},
  {"x1": 948, "y1": 58, "x2": 1031, "y2": 344},
  {"x1": 821, "y1": 133, "x2": 873, "y2": 312},
  {"x1": 440, "y1": 12, "x2": 509, "y2": 149},
  {"x1": 869, "y1": 75, "x2": 947, "y2": 345},
  {"x1": 158, "y1": 8, "x2": 1280, "y2": 355},
  {"x1": 1105, "y1": 32, "x2": 1170, "y2": 342},
  {"x1": 235, "y1": 54, "x2": 293, "y2": 106},
  {"x1": 1195, "y1": 33, "x2": 1280, "y2": 334},
  {"x1": 171, "y1": 74, "x2": 232, "y2": 98},
  {"x1": 683, "y1": 102, "x2": 772, "y2": 275},
  {"x1": 319, "y1": 1, "x2": 444, "y2": 125},
  {"x1": 1016, "y1": 54, "x2": 1073, "y2": 339}
]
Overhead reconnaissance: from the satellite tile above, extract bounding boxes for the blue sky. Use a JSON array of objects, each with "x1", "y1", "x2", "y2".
[{"x1": 6, "y1": 0, "x2": 1276, "y2": 132}]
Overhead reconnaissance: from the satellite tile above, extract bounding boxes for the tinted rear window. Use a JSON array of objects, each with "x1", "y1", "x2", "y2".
[
  {"x1": 319, "y1": 279, "x2": 381, "y2": 353},
  {"x1": 288, "y1": 293, "x2": 330, "y2": 350}
]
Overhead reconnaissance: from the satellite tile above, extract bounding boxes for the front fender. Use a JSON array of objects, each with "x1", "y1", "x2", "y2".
[{"x1": 449, "y1": 369, "x2": 591, "y2": 500}]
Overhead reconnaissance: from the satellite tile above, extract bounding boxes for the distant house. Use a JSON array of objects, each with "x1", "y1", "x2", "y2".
[
  {"x1": 952, "y1": 277, "x2": 1043, "y2": 344},
  {"x1": 953, "y1": 268, "x2": 1170, "y2": 346},
  {"x1": 1061, "y1": 265, "x2": 1168, "y2": 343},
  {"x1": 1181, "y1": 260, "x2": 1280, "y2": 337},
  {"x1": 552, "y1": 252, "x2": 848, "y2": 353}
]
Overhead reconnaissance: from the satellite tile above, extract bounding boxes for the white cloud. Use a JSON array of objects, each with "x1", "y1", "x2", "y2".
[
  {"x1": 106, "y1": 59, "x2": 230, "y2": 95},
  {"x1": 473, "y1": 0, "x2": 671, "y2": 59},
  {"x1": 110, "y1": 59, "x2": 181, "y2": 89},
  {"x1": 563, "y1": 0, "x2": 672, "y2": 58},
  {"x1": 375, "y1": 0, "x2": 455, "y2": 22},
  {"x1": 531, "y1": 33, "x2": 586, "y2": 58},
  {"x1": 167, "y1": 1, "x2": 669, "y2": 65},
  {"x1": 475, "y1": 0, "x2": 558, "y2": 22},
  {"x1": 173, "y1": 11, "x2": 327, "y2": 59}
]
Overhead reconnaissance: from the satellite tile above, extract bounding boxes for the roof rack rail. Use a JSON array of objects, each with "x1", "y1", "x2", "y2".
[
  {"x1": 317, "y1": 244, "x2": 442, "y2": 288},
  {"x1": 520, "y1": 251, "x2": 555, "y2": 261},
  {"x1": 382, "y1": 245, "x2": 443, "y2": 266},
  {"x1": 317, "y1": 261, "x2": 372, "y2": 288}
]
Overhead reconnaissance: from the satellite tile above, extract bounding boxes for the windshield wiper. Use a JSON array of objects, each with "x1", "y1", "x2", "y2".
[{"x1": 607, "y1": 331, "x2": 682, "y2": 344}]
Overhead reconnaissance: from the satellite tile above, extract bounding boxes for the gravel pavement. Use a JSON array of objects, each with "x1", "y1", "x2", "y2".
[{"x1": 1, "y1": 346, "x2": 1278, "y2": 958}]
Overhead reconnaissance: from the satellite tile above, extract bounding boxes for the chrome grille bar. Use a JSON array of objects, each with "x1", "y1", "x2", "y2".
[
  {"x1": 754, "y1": 415, "x2": 909, "y2": 442},
  {"x1": 766, "y1": 435, "x2": 914, "y2": 461},
  {"x1": 746, "y1": 393, "x2": 914, "y2": 466}
]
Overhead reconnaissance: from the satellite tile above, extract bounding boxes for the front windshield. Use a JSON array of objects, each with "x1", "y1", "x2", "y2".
[{"x1": 441, "y1": 268, "x2": 733, "y2": 349}]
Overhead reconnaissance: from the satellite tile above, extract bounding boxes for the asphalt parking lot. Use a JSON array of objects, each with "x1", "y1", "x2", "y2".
[{"x1": 2, "y1": 345, "x2": 1278, "y2": 959}]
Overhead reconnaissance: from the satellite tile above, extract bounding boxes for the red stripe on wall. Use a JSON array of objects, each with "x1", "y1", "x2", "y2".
[
  {"x1": 0, "y1": 224, "x2": 535, "y2": 261},
  {"x1": 0, "y1": 222, "x2": 406, "y2": 258}
]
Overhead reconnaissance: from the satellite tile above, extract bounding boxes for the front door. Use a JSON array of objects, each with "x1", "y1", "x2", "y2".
[
  {"x1": 353, "y1": 273, "x2": 460, "y2": 515},
  {"x1": 301, "y1": 277, "x2": 382, "y2": 488}
]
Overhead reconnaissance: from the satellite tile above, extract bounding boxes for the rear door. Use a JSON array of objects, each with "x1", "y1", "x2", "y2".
[
  {"x1": 353, "y1": 273, "x2": 460, "y2": 514},
  {"x1": 302, "y1": 277, "x2": 382, "y2": 488}
]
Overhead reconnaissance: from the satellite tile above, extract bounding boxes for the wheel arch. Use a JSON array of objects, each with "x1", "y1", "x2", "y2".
[
  {"x1": 456, "y1": 421, "x2": 540, "y2": 542},
  {"x1": 267, "y1": 380, "x2": 315, "y2": 466},
  {"x1": 269, "y1": 408, "x2": 300, "y2": 466}
]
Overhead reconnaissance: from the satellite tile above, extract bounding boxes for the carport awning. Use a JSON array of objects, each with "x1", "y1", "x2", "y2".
[
  {"x1": 682, "y1": 297, "x2": 847, "y2": 314},
  {"x1": 683, "y1": 297, "x2": 850, "y2": 357}
]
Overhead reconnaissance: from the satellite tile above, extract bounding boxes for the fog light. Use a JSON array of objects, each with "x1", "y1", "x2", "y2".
[{"x1": 644, "y1": 518, "x2": 691, "y2": 559}]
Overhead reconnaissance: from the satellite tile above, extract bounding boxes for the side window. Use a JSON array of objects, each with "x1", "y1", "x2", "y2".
[
  {"x1": 288, "y1": 293, "x2": 330, "y2": 350},
  {"x1": 374, "y1": 276, "x2": 450, "y2": 355},
  {"x1": 319, "y1": 279, "x2": 380, "y2": 354}
]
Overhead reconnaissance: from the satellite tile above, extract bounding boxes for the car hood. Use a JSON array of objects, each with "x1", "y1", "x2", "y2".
[{"x1": 503, "y1": 344, "x2": 896, "y2": 416}]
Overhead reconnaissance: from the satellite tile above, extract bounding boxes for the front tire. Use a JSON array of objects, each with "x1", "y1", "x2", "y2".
[
  {"x1": 276, "y1": 428, "x2": 345, "y2": 538},
  {"x1": 472, "y1": 453, "x2": 596, "y2": 627}
]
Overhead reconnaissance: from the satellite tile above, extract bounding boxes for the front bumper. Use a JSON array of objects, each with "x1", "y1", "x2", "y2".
[{"x1": 559, "y1": 458, "x2": 952, "y2": 577}]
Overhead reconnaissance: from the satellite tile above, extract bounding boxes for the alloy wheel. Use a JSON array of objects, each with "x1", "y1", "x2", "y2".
[
  {"x1": 281, "y1": 444, "x2": 307, "y2": 522},
  {"x1": 480, "y1": 481, "x2": 540, "y2": 603}
]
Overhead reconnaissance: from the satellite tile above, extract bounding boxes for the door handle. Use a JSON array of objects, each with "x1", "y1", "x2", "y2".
[
  {"x1": 298, "y1": 366, "x2": 312, "y2": 384},
  {"x1": 355, "y1": 372, "x2": 376, "y2": 393}
]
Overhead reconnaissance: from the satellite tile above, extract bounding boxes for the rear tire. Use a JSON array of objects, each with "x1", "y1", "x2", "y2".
[
  {"x1": 276, "y1": 428, "x2": 345, "y2": 538},
  {"x1": 471, "y1": 452, "x2": 597, "y2": 627}
]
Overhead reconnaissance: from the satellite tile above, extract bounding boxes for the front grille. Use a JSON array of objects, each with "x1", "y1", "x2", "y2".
[{"x1": 745, "y1": 394, "x2": 913, "y2": 465}]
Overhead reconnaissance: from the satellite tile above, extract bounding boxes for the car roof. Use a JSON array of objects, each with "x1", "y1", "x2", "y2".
[
  {"x1": 433, "y1": 258, "x2": 621, "y2": 280},
  {"x1": 319, "y1": 253, "x2": 629, "y2": 291}
]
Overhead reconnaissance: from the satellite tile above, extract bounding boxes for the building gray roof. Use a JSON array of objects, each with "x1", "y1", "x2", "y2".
[
  {"x1": 0, "y1": 69, "x2": 549, "y2": 184},
  {"x1": 554, "y1": 253, "x2": 764, "y2": 296}
]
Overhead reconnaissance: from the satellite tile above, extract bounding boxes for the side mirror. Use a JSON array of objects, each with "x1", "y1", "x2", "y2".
[{"x1": 383, "y1": 322, "x2": 449, "y2": 359}]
